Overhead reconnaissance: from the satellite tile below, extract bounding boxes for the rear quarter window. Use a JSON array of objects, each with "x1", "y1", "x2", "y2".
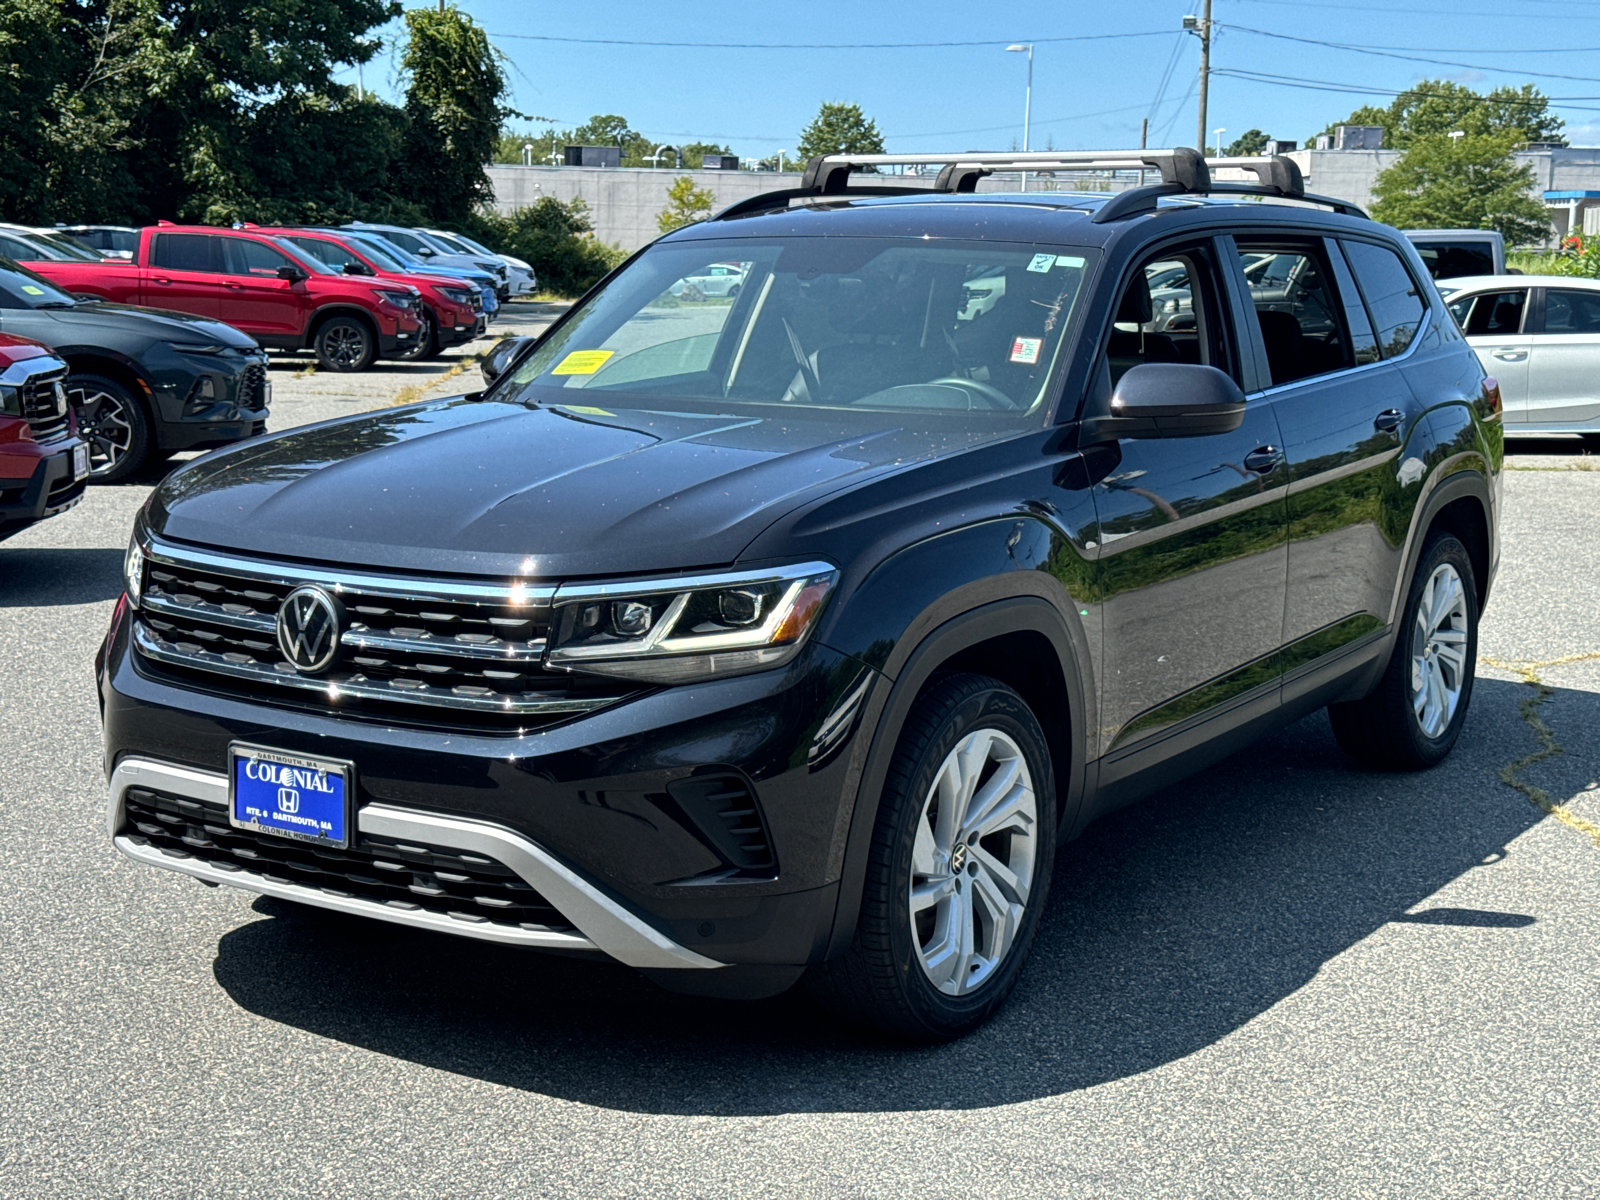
[{"x1": 1343, "y1": 240, "x2": 1427, "y2": 357}]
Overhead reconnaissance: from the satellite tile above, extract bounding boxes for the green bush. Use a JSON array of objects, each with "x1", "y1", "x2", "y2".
[{"x1": 470, "y1": 197, "x2": 629, "y2": 297}]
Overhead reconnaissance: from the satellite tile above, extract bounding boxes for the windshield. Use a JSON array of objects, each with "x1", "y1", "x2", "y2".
[
  {"x1": 355, "y1": 233, "x2": 425, "y2": 269},
  {"x1": 343, "y1": 236, "x2": 406, "y2": 273},
  {"x1": 502, "y1": 236, "x2": 1095, "y2": 424},
  {"x1": 429, "y1": 231, "x2": 474, "y2": 254},
  {"x1": 451, "y1": 233, "x2": 496, "y2": 257},
  {"x1": 0, "y1": 257, "x2": 78, "y2": 307},
  {"x1": 34, "y1": 232, "x2": 100, "y2": 261}
]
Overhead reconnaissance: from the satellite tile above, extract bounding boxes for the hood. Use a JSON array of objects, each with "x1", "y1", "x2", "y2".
[
  {"x1": 148, "y1": 397, "x2": 999, "y2": 579},
  {"x1": 26, "y1": 301, "x2": 258, "y2": 349}
]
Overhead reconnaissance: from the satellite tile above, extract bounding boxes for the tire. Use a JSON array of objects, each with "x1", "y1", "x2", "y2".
[
  {"x1": 67, "y1": 373, "x2": 150, "y2": 483},
  {"x1": 727, "y1": 283, "x2": 742, "y2": 299},
  {"x1": 1329, "y1": 531, "x2": 1478, "y2": 770},
  {"x1": 807, "y1": 673, "x2": 1057, "y2": 1041},
  {"x1": 313, "y1": 314, "x2": 377, "y2": 372}
]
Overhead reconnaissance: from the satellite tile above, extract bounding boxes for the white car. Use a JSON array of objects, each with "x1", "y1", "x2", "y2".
[
  {"x1": 667, "y1": 263, "x2": 748, "y2": 300},
  {"x1": 424, "y1": 229, "x2": 538, "y2": 297},
  {"x1": 1442, "y1": 273, "x2": 1600, "y2": 444}
]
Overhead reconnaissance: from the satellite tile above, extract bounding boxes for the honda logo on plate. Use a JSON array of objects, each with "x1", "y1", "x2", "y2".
[{"x1": 276, "y1": 585, "x2": 342, "y2": 674}]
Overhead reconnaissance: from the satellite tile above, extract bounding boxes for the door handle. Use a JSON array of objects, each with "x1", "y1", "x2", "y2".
[
  {"x1": 225, "y1": 282, "x2": 245, "y2": 289},
  {"x1": 1374, "y1": 408, "x2": 1405, "y2": 433},
  {"x1": 152, "y1": 276, "x2": 170, "y2": 285},
  {"x1": 1491, "y1": 349, "x2": 1527, "y2": 361},
  {"x1": 1243, "y1": 445, "x2": 1284, "y2": 474}
]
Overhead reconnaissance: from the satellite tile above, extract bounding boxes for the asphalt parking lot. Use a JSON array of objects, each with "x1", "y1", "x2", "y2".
[{"x1": 2, "y1": 340, "x2": 1598, "y2": 1195}]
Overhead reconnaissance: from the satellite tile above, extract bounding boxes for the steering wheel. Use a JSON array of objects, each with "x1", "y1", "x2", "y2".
[{"x1": 924, "y1": 376, "x2": 1021, "y2": 410}]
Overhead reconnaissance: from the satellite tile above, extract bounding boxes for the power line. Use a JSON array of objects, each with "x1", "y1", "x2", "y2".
[
  {"x1": 1212, "y1": 67, "x2": 1600, "y2": 112},
  {"x1": 1220, "y1": 23, "x2": 1600, "y2": 83},
  {"x1": 1231, "y1": 0, "x2": 1600, "y2": 14},
  {"x1": 486, "y1": 30, "x2": 1173, "y2": 50}
]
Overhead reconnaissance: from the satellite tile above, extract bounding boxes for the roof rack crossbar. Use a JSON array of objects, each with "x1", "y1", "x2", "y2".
[
  {"x1": 1206, "y1": 155, "x2": 1305, "y2": 197},
  {"x1": 705, "y1": 150, "x2": 1366, "y2": 225}
]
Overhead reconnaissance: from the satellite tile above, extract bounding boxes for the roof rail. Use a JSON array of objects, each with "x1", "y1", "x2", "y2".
[{"x1": 707, "y1": 149, "x2": 1368, "y2": 225}]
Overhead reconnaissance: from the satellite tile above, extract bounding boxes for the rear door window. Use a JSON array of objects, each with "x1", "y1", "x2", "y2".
[
  {"x1": 150, "y1": 233, "x2": 217, "y2": 273},
  {"x1": 1411, "y1": 241, "x2": 1495, "y2": 280},
  {"x1": 1342, "y1": 240, "x2": 1427, "y2": 357},
  {"x1": 1539, "y1": 288, "x2": 1600, "y2": 335}
]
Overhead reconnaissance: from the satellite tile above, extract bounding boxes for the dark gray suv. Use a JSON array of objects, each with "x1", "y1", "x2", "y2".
[{"x1": 99, "y1": 150, "x2": 1501, "y2": 1041}]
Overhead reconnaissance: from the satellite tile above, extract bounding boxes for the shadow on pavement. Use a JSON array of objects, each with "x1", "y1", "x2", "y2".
[
  {"x1": 212, "y1": 677, "x2": 1578, "y2": 1115},
  {"x1": 1505, "y1": 434, "x2": 1598, "y2": 459},
  {"x1": 0, "y1": 545, "x2": 125, "y2": 606}
]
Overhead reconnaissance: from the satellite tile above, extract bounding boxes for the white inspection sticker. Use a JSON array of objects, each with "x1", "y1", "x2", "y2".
[
  {"x1": 1010, "y1": 336, "x2": 1043, "y2": 364},
  {"x1": 1026, "y1": 253, "x2": 1055, "y2": 273}
]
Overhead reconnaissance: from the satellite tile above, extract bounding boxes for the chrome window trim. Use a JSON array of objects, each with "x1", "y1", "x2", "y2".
[
  {"x1": 108, "y1": 757, "x2": 724, "y2": 969},
  {"x1": 133, "y1": 622, "x2": 610, "y2": 716},
  {"x1": 143, "y1": 538, "x2": 555, "y2": 609}
]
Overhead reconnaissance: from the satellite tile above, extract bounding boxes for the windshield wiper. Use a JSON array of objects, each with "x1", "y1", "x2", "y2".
[{"x1": 34, "y1": 300, "x2": 77, "y2": 309}]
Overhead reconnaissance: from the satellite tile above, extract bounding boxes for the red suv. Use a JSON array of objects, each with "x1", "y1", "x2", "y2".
[
  {"x1": 1, "y1": 333, "x2": 88, "y2": 542},
  {"x1": 253, "y1": 227, "x2": 486, "y2": 359},
  {"x1": 24, "y1": 225, "x2": 423, "y2": 372}
]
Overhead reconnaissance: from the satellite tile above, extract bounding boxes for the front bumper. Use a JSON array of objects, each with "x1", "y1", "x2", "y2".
[
  {"x1": 0, "y1": 437, "x2": 86, "y2": 539},
  {"x1": 148, "y1": 350, "x2": 272, "y2": 452},
  {"x1": 100, "y1": 613, "x2": 878, "y2": 968},
  {"x1": 109, "y1": 758, "x2": 721, "y2": 969}
]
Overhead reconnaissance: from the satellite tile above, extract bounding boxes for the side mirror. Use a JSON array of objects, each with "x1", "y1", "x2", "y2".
[
  {"x1": 480, "y1": 336, "x2": 536, "y2": 387},
  {"x1": 277, "y1": 265, "x2": 308, "y2": 283},
  {"x1": 1082, "y1": 363, "x2": 1247, "y2": 442},
  {"x1": 416, "y1": 246, "x2": 436, "y2": 257},
  {"x1": 342, "y1": 261, "x2": 374, "y2": 276}
]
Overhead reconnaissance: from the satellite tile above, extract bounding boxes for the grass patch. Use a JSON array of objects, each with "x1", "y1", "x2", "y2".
[
  {"x1": 293, "y1": 362, "x2": 317, "y2": 379},
  {"x1": 390, "y1": 342, "x2": 502, "y2": 407}
]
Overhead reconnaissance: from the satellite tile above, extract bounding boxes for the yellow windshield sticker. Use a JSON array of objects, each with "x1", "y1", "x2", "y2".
[
  {"x1": 552, "y1": 350, "x2": 614, "y2": 375},
  {"x1": 20, "y1": 285, "x2": 44, "y2": 295},
  {"x1": 561, "y1": 406, "x2": 615, "y2": 416}
]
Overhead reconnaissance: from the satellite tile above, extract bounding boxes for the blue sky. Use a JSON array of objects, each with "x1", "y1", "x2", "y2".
[{"x1": 345, "y1": 0, "x2": 1600, "y2": 158}]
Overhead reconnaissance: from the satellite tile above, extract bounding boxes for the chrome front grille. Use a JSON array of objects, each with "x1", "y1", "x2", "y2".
[
  {"x1": 22, "y1": 367, "x2": 70, "y2": 443},
  {"x1": 133, "y1": 543, "x2": 628, "y2": 726}
]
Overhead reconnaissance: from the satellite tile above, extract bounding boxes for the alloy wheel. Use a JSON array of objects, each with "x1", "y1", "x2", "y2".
[
  {"x1": 1410, "y1": 562, "x2": 1470, "y2": 738},
  {"x1": 71, "y1": 384, "x2": 134, "y2": 477},
  {"x1": 323, "y1": 324, "x2": 367, "y2": 369},
  {"x1": 909, "y1": 727, "x2": 1039, "y2": 996}
]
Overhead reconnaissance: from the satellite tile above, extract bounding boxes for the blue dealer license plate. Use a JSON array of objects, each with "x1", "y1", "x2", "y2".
[{"x1": 229, "y1": 744, "x2": 353, "y2": 849}]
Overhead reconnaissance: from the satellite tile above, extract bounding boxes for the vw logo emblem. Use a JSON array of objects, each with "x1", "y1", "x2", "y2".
[{"x1": 276, "y1": 586, "x2": 342, "y2": 674}]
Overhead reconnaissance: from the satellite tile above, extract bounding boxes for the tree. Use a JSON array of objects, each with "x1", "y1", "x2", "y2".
[
  {"x1": 1313, "y1": 80, "x2": 1565, "y2": 150},
  {"x1": 796, "y1": 101, "x2": 884, "y2": 162},
  {"x1": 474, "y1": 197, "x2": 627, "y2": 296},
  {"x1": 1224, "y1": 129, "x2": 1270, "y2": 157},
  {"x1": 657, "y1": 177, "x2": 715, "y2": 233},
  {"x1": 401, "y1": 4, "x2": 513, "y2": 222},
  {"x1": 1371, "y1": 130, "x2": 1551, "y2": 245}
]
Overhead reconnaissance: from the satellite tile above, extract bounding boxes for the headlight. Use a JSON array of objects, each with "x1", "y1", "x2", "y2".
[
  {"x1": 169, "y1": 343, "x2": 228, "y2": 355},
  {"x1": 124, "y1": 535, "x2": 145, "y2": 607},
  {"x1": 438, "y1": 286, "x2": 473, "y2": 305},
  {"x1": 546, "y1": 563, "x2": 838, "y2": 683},
  {"x1": 0, "y1": 384, "x2": 18, "y2": 417},
  {"x1": 376, "y1": 289, "x2": 417, "y2": 309}
]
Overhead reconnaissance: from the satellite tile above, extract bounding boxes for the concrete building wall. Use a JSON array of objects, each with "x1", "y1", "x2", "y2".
[{"x1": 485, "y1": 166, "x2": 807, "y2": 250}]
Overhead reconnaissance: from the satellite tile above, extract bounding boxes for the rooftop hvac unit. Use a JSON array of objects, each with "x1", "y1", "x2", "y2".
[
  {"x1": 1264, "y1": 140, "x2": 1297, "y2": 155},
  {"x1": 702, "y1": 154, "x2": 740, "y2": 171},
  {"x1": 563, "y1": 145, "x2": 621, "y2": 168},
  {"x1": 1333, "y1": 125, "x2": 1384, "y2": 151}
]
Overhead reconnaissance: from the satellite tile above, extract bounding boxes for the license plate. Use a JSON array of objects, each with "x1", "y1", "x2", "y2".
[
  {"x1": 229, "y1": 744, "x2": 353, "y2": 848},
  {"x1": 72, "y1": 443, "x2": 88, "y2": 481}
]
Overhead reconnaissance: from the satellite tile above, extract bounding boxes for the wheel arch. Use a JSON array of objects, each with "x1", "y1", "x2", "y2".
[
  {"x1": 304, "y1": 304, "x2": 378, "y2": 347},
  {"x1": 821, "y1": 596, "x2": 1089, "y2": 960}
]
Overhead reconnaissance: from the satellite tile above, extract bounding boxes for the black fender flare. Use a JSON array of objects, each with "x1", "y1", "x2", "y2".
[{"x1": 820, "y1": 595, "x2": 1090, "y2": 960}]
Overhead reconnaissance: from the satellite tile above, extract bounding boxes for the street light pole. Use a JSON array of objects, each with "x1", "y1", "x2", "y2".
[
  {"x1": 1006, "y1": 44, "x2": 1033, "y2": 190},
  {"x1": 1213, "y1": 128, "x2": 1226, "y2": 156}
]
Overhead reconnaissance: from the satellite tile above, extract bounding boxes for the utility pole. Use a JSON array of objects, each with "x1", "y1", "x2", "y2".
[
  {"x1": 1193, "y1": 0, "x2": 1213, "y2": 155},
  {"x1": 1140, "y1": 118, "x2": 1148, "y2": 150},
  {"x1": 1197, "y1": 10, "x2": 1211, "y2": 156}
]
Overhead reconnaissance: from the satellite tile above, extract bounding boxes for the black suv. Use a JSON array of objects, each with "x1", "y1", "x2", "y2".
[
  {"x1": 99, "y1": 151, "x2": 1501, "y2": 1040},
  {"x1": 0, "y1": 257, "x2": 269, "y2": 481}
]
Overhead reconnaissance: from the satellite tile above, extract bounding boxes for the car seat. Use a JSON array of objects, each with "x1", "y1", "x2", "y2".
[{"x1": 1107, "y1": 275, "x2": 1181, "y2": 383}]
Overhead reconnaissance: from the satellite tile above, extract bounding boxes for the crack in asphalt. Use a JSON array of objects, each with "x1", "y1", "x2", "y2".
[{"x1": 1479, "y1": 651, "x2": 1600, "y2": 849}]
